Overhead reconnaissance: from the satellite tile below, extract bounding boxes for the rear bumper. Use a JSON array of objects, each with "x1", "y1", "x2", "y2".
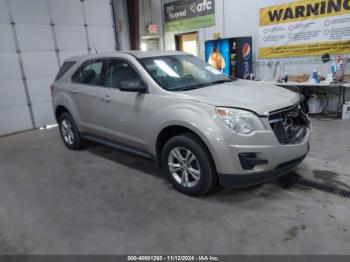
[{"x1": 218, "y1": 154, "x2": 307, "y2": 188}]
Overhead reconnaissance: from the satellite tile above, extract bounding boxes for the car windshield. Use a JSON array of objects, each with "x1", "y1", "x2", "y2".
[{"x1": 139, "y1": 55, "x2": 232, "y2": 91}]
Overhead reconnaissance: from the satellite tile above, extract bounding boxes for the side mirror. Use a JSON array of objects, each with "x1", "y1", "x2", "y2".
[{"x1": 120, "y1": 79, "x2": 147, "y2": 93}]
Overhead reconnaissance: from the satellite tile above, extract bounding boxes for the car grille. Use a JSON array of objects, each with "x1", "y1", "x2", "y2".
[{"x1": 268, "y1": 104, "x2": 310, "y2": 145}]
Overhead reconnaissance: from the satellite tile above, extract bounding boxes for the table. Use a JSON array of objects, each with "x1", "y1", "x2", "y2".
[{"x1": 275, "y1": 81, "x2": 349, "y2": 115}]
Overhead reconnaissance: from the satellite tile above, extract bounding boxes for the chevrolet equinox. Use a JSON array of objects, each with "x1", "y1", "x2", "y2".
[{"x1": 52, "y1": 51, "x2": 310, "y2": 196}]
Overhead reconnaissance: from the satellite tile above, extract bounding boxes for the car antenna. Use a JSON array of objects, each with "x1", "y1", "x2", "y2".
[{"x1": 92, "y1": 41, "x2": 99, "y2": 54}]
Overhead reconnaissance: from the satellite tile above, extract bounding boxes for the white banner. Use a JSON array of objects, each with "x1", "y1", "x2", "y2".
[{"x1": 259, "y1": 0, "x2": 350, "y2": 58}]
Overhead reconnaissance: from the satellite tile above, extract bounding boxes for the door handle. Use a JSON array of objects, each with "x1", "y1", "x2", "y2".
[
  {"x1": 102, "y1": 95, "x2": 111, "y2": 103},
  {"x1": 70, "y1": 88, "x2": 78, "y2": 94}
]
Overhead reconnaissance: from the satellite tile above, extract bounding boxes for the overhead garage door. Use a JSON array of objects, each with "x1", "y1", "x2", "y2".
[{"x1": 0, "y1": 0, "x2": 117, "y2": 136}]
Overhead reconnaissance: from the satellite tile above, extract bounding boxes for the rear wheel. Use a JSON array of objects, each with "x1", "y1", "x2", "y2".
[
  {"x1": 58, "y1": 112, "x2": 84, "y2": 150},
  {"x1": 162, "y1": 133, "x2": 217, "y2": 196}
]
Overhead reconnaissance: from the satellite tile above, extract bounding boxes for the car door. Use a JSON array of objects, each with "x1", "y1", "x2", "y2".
[
  {"x1": 69, "y1": 59, "x2": 108, "y2": 135},
  {"x1": 97, "y1": 58, "x2": 150, "y2": 151}
]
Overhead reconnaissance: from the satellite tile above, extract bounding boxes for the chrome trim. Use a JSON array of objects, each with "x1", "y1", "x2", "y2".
[{"x1": 267, "y1": 103, "x2": 300, "y2": 118}]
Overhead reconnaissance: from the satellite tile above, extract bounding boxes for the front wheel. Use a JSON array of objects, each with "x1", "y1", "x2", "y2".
[{"x1": 162, "y1": 133, "x2": 218, "y2": 196}]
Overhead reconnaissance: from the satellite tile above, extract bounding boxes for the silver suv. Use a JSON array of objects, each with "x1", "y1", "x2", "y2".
[{"x1": 52, "y1": 51, "x2": 310, "y2": 196}]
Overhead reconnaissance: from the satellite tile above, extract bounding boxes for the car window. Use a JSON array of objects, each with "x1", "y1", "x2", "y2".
[
  {"x1": 140, "y1": 55, "x2": 231, "y2": 91},
  {"x1": 182, "y1": 60, "x2": 208, "y2": 79},
  {"x1": 72, "y1": 60, "x2": 105, "y2": 85},
  {"x1": 55, "y1": 61, "x2": 76, "y2": 81},
  {"x1": 104, "y1": 60, "x2": 141, "y2": 89}
]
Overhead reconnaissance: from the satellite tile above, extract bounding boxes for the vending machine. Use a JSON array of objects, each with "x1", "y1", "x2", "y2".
[{"x1": 205, "y1": 37, "x2": 253, "y2": 79}]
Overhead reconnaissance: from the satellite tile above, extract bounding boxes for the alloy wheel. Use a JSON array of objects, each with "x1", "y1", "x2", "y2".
[
  {"x1": 61, "y1": 119, "x2": 75, "y2": 145},
  {"x1": 168, "y1": 147, "x2": 201, "y2": 188}
]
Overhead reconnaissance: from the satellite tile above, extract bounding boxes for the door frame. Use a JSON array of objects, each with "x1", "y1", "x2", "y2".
[{"x1": 175, "y1": 31, "x2": 199, "y2": 57}]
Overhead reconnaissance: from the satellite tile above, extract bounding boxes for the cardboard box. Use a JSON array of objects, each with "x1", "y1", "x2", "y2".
[{"x1": 343, "y1": 102, "x2": 350, "y2": 120}]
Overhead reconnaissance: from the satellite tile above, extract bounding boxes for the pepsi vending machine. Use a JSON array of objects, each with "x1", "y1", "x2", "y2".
[{"x1": 205, "y1": 37, "x2": 253, "y2": 79}]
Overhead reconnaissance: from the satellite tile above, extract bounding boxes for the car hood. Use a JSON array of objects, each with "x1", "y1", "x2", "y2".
[{"x1": 174, "y1": 80, "x2": 300, "y2": 115}]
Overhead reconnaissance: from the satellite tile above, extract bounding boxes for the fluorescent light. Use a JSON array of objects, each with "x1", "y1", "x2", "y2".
[
  {"x1": 141, "y1": 43, "x2": 147, "y2": 51},
  {"x1": 46, "y1": 124, "x2": 58, "y2": 129},
  {"x1": 39, "y1": 124, "x2": 58, "y2": 130}
]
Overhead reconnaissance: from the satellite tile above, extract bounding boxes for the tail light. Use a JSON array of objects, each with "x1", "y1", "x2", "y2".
[{"x1": 50, "y1": 84, "x2": 55, "y2": 96}]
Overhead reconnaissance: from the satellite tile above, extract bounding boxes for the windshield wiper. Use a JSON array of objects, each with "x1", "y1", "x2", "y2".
[
  {"x1": 173, "y1": 79, "x2": 233, "y2": 92},
  {"x1": 174, "y1": 83, "x2": 213, "y2": 91},
  {"x1": 210, "y1": 79, "x2": 233, "y2": 85}
]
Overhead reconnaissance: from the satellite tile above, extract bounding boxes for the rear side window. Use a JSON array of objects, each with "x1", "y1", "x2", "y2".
[
  {"x1": 55, "y1": 61, "x2": 76, "y2": 81},
  {"x1": 72, "y1": 60, "x2": 105, "y2": 86}
]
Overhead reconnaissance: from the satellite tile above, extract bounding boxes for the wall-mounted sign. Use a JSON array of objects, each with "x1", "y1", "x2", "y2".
[
  {"x1": 259, "y1": 0, "x2": 350, "y2": 58},
  {"x1": 164, "y1": 0, "x2": 215, "y2": 32},
  {"x1": 147, "y1": 24, "x2": 158, "y2": 34},
  {"x1": 212, "y1": 32, "x2": 221, "y2": 39}
]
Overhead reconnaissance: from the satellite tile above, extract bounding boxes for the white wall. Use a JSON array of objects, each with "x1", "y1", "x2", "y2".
[
  {"x1": 139, "y1": 0, "x2": 164, "y2": 50},
  {"x1": 0, "y1": 0, "x2": 117, "y2": 136},
  {"x1": 160, "y1": 0, "x2": 350, "y2": 110},
  {"x1": 114, "y1": 0, "x2": 131, "y2": 50}
]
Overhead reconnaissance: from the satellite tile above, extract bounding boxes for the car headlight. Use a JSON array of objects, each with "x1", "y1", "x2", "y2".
[{"x1": 216, "y1": 107, "x2": 266, "y2": 134}]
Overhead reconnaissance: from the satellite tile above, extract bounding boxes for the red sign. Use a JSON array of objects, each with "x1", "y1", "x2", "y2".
[{"x1": 147, "y1": 24, "x2": 158, "y2": 34}]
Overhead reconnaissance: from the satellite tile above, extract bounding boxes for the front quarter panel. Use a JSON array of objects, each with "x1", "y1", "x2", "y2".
[{"x1": 148, "y1": 95, "x2": 235, "y2": 174}]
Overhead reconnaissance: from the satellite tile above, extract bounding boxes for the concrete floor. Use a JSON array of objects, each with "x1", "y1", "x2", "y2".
[{"x1": 0, "y1": 119, "x2": 350, "y2": 255}]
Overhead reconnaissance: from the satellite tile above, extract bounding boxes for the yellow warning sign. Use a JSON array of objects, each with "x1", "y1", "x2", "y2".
[
  {"x1": 260, "y1": 0, "x2": 350, "y2": 26},
  {"x1": 259, "y1": 40, "x2": 350, "y2": 58},
  {"x1": 259, "y1": 0, "x2": 350, "y2": 58}
]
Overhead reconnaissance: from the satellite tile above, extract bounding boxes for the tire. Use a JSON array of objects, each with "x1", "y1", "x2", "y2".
[
  {"x1": 162, "y1": 133, "x2": 218, "y2": 196},
  {"x1": 58, "y1": 112, "x2": 84, "y2": 150}
]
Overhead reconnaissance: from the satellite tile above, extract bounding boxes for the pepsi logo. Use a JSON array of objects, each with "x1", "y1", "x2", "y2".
[{"x1": 242, "y1": 43, "x2": 251, "y2": 60}]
